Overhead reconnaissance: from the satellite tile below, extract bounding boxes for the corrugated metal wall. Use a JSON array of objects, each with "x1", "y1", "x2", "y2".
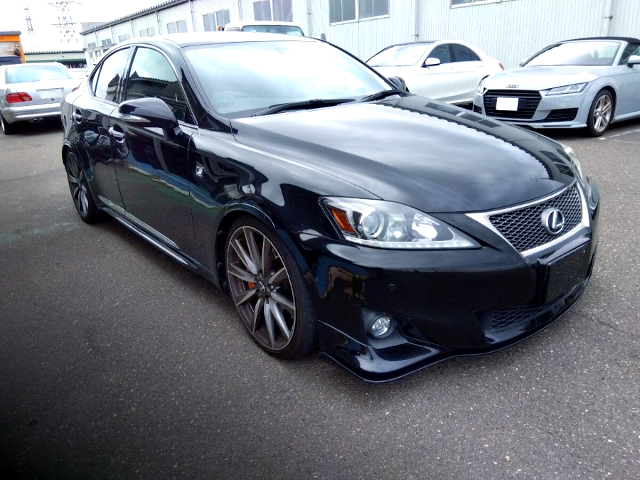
[
  {"x1": 322, "y1": 0, "x2": 639, "y2": 69},
  {"x1": 131, "y1": 15, "x2": 158, "y2": 37},
  {"x1": 416, "y1": 0, "x2": 615, "y2": 69},
  {"x1": 82, "y1": 0, "x2": 639, "y2": 69},
  {"x1": 191, "y1": 0, "x2": 240, "y2": 31},
  {"x1": 610, "y1": 0, "x2": 640, "y2": 38},
  {"x1": 157, "y1": 2, "x2": 194, "y2": 33}
]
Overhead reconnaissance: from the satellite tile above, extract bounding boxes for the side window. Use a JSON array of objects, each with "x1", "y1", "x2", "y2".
[
  {"x1": 90, "y1": 67, "x2": 101, "y2": 94},
  {"x1": 428, "y1": 45, "x2": 452, "y2": 64},
  {"x1": 94, "y1": 48, "x2": 131, "y2": 102},
  {"x1": 452, "y1": 44, "x2": 481, "y2": 62},
  {"x1": 620, "y1": 43, "x2": 640, "y2": 64},
  {"x1": 124, "y1": 47, "x2": 192, "y2": 123}
]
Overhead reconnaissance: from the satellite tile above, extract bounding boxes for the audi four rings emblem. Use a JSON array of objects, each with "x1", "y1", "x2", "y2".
[
  {"x1": 506, "y1": 84, "x2": 519, "y2": 88},
  {"x1": 541, "y1": 208, "x2": 565, "y2": 235}
]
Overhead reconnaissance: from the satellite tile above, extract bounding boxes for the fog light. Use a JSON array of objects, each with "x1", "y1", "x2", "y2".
[{"x1": 370, "y1": 316, "x2": 393, "y2": 338}]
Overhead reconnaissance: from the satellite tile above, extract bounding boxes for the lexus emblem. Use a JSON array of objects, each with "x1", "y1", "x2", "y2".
[
  {"x1": 541, "y1": 208, "x2": 565, "y2": 235},
  {"x1": 506, "y1": 84, "x2": 519, "y2": 88}
]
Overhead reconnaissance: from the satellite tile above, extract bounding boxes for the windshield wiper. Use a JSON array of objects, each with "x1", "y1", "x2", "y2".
[
  {"x1": 360, "y1": 89, "x2": 405, "y2": 102},
  {"x1": 253, "y1": 98, "x2": 355, "y2": 117}
]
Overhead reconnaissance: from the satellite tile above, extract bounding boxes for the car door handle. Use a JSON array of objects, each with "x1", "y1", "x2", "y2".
[
  {"x1": 73, "y1": 112, "x2": 83, "y2": 123},
  {"x1": 108, "y1": 127, "x2": 125, "y2": 141}
]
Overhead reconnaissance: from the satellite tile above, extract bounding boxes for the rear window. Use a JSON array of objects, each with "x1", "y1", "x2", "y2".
[{"x1": 5, "y1": 64, "x2": 73, "y2": 84}]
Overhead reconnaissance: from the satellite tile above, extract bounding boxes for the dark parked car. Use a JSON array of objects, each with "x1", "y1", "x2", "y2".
[{"x1": 61, "y1": 33, "x2": 600, "y2": 382}]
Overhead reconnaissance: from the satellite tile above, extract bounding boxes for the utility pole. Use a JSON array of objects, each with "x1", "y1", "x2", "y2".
[
  {"x1": 49, "y1": 1, "x2": 81, "y2": 43},
  {"x1": 24, "y1": 0, "x2": 35, "y2": 36}
]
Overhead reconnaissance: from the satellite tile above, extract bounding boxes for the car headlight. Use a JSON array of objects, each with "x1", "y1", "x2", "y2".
[
  {"x1": 546, "y1": 83, "x2": 587, "y2": 96},
  {"x1": 559, "y1": 143, "x2": 585, "y2": 184},
  {"x1": 322, "y1": 198, "x2": 479, "y2": 249}
]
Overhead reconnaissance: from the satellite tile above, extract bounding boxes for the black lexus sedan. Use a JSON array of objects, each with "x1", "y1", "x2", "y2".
[{"x1": 60, "y1": 33, "x2": 600, "y2": 382}]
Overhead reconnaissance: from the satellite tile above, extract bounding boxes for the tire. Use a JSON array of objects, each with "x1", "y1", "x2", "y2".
[
  {"x1": 65, "y1": 150, "x2": 102, "y2": 223},
  {"x1": 225, "y1": 216, "x2": 317, "y2": 359},
  {"x1": 587, "y1": 90, "x2": 614, "y2": 137},
  {"x1": 0, "y1": 112, "x2": 17, "y2": 135}
]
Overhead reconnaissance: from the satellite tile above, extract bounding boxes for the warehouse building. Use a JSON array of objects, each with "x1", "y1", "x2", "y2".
[
  {"x1": 80, "y1": 0, "x2": 639, "y2": 69},
  {"x1": 24, "y1": 49, "x2": 86, "y2": 68}
]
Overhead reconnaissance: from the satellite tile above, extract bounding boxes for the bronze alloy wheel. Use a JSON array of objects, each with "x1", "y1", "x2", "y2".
[
  {"x1": 226, "y1": 225, "x2": 297, "y2": 352},
  {"x1": 66, "y1": 152, "x2": 91, "y2": 218},
  {"x1": 65, "y1": 151, "x2": 101, "y2": 223}
]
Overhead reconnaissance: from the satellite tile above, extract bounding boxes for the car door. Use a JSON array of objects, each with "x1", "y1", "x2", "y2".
[
  {"x1": 617, "y1": 43, "x2": 640, "y2": 116},
  {"x1": 412, "y1": 44, "x2": 456, "y2": 102},
  {"x1": 72, "y1": 47, "x2": 132, "y2": 209},
  {"x1": 449, "y1": 44, "x2": 484, "y2": 103},
  {"x1": 109, "y1": 46, "x2": 197, "y2": 253}
]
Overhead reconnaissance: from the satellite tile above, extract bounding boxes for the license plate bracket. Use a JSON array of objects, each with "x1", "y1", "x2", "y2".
[
  {"x1": 538, "y1": 243, "x2": 591, "y2": 304},
  {"x1": 39, "y1": 88, "x2": 63, "y2": 100},
  {"x1": 496, "y1": 97, "x2": 519, "y2": 111}
]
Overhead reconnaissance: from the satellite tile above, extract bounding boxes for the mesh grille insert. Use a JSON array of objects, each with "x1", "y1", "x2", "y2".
[
  {"x1": 489, "y1": 185, "x2": 582, "y2": 252},
  {"x1": 491, "y1": 294, "x2": 568, "y2": 333},
  {"x1": 483, "y1": 90, "x2": 542, "y2": 120}
]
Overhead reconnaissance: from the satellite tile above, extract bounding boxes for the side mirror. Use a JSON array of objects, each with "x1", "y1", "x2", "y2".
[
  {"x1": 628, "y1": 55, "x2": 640, "y2": 67},
  {"x1": 387, "y1": 76, "x2": 408, "y2": 92},
  {"x1": 117, "y1": 97, "x2": 179, "y2": 130},
  {"x1": 518, "y1": 59, "x2": 527, "y2": 67},
  {"x1": 423, "y1": 57, "x2": 441, "y2": 68}
]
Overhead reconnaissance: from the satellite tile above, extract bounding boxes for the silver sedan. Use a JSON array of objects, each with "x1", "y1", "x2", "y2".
[
  {"x1": 0, "y1": 62, "x2": 81, "y2": 135},
  {"x1": 473, "y1": 37, "x2": 640, "y2": 136}
]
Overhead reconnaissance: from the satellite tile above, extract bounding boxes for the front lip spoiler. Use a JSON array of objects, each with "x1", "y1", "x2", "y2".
[
  {"x1": 513, "y1": 121, "x2": 587, "y2": 129},
  {"x1": 318, "y1": 278, "x2": 590, "y2": 383}
]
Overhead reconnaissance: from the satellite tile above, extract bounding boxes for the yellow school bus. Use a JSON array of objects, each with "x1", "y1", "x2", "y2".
[{"x1": 0, "y1": 31, "x2": 25, "y2": 66}]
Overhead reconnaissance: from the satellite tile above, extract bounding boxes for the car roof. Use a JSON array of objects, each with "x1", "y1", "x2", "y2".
[
  {"x1": 374, "y1": 40, "x2": 480, "y2": 51},
  {"x1": 116, "y1": 32, "x2": 315, "y2": 49},
  {"x1": 379, "y1": 41, "x2": 438, "y2": 48},
  {"x1": 560, "y1": 36, "x2": 640, "y2": 44},
  {"x1": 0, "y1": 62, "x2": 66, "y2": 69},
  {"x1": 224, "y1": 21, "x2": 301, "y2": 28}
]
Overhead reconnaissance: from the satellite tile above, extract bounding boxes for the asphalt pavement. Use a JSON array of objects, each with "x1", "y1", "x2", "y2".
[{"x1": 1, "y1": 117, "x2": 639, "y2": 479}]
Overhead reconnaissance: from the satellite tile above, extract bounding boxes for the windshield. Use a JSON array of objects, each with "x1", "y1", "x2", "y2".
[
  {"x1": 368, "y1": 43, "x2": 431, "y2": 67},
  {"x1": 185, "y1": 41, "x2": 390, "y2": 118},
  {"x1": 5, "y1": 64, "x2": 73, "y2": 83},
  {"x1": 241, "y1": 25, "x2": 304, "y2": 36},
  {"x1": 526, "y1": 41, "x2": 621, "y2": 67}
]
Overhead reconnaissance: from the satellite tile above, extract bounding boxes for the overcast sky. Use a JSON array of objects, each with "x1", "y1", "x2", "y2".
[{"x1": 2, "y1": 0, "x2": 161, "y2": 50}]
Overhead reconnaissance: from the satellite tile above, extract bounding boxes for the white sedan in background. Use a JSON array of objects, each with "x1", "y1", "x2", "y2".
[{"x1": 367, "y1": 40, "x2": 503, "y2": 104}]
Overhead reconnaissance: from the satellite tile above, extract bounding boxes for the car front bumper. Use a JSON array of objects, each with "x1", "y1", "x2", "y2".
[
  {"x1": 473, "y1": 90, "x2": 591, "y2": 129},
  {"x1": 1, "y1": 103, "x2": 62, "y2": 124},
  {"x1": 293, "y1": 180, "x2": 600, "y2": 382}
]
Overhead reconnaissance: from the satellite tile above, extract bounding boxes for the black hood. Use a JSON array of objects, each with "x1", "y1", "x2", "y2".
[{"x1": 231, "y1": 95, "x2": 578, "y2": 213}]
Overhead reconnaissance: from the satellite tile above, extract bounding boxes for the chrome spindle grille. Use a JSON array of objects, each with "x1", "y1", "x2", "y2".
[{"x1": 489, "y1": 185, "x2": 582, "y2": 252}]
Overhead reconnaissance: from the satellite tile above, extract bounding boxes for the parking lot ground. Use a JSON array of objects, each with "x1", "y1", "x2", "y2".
[{"x1": 1, "y1": 118, "x2": 639, "y2": 479}]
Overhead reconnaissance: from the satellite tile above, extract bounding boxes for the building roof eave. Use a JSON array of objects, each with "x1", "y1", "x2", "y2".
[{"x1": 80, "y1": 0, "x2": 188, "y2": 35}]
